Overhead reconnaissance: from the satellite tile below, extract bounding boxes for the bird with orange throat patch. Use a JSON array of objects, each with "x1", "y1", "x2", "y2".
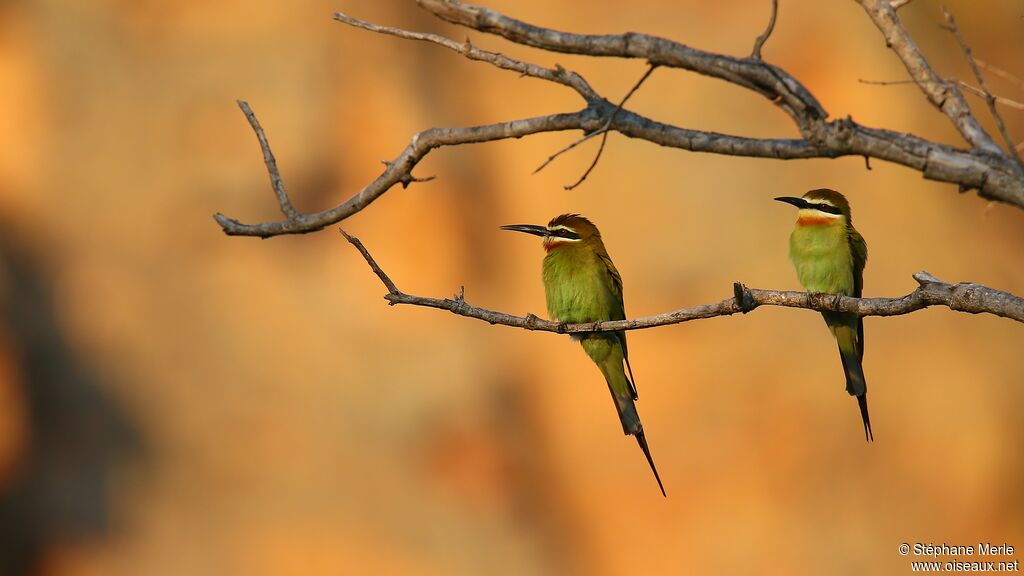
[
  {"x1": 501, "y1": 214, "x2": 666, "y2": 496},
  {"x1": 775, "y1": 189, "x2": 873, "y2": 441}
]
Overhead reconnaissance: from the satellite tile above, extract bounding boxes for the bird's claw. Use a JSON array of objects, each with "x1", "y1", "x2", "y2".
[{"x1": 732, "y1": 282, "x2": 756, "y2": 313}]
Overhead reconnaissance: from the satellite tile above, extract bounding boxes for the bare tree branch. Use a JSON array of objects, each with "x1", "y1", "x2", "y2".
[
  {"x1": 855, "y1": 0, "x2": 1003, "y2": 155},
  {"x1": 236, "y1": 100, "x2": 300, "y2": 221},
  {"x1": 341, "y1": 231, "x2": 1024, "y2": 331},
  {"x1": 940, "y1": 6, "x2": 1023, "y2": 164},
  {"x1": 215, "y1": 1, "x2": 1024, "y2": 238},
  {"x1": 214, "y1": 110, "x2": 592, "y2": 237},
  {"x1": 750, "y1": 0, "x2": 779, "y2": 60}
]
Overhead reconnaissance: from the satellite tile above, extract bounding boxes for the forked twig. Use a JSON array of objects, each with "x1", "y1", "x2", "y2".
[
  {"x1": 534, "y1": 64, "x2": 659, "y2": 190},
  {"x1": 941, "y1": 6, "x2": 1022, "y2": 163}
]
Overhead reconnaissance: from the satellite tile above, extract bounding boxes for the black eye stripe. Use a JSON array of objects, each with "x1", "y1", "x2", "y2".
[
  {"x1": 810, "y1": 203, "x2": 841, "y2": 215},
  {"x1": 551, "y1": 228, "x2": 580, "y2": 239}
]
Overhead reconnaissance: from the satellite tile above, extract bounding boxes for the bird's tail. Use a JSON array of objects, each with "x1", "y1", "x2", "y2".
[
  {"x1": 832, "y1": 322, "x2": 873, "y2": 442},
  {"x1": 607, "y1": 373, "x2": 666, "y2": 497},
  {"x1": 634, "y1": 430, "x2": 666, "y2": 498},
  {"x1": 856, "y1": 394, "x2": 872, "y2": 442}
]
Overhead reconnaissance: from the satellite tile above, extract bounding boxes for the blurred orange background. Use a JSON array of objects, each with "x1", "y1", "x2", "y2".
[{"x1": 0, "y1": 0, "x2": 1022, "y2": 574}]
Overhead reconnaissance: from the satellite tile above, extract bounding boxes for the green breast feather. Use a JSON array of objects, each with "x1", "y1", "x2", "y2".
[
  {"x1": 789, "y1": 223, "x2": 856, "y2": 296},
  {"x1": 542, "y1": 245, "x2": 622, "y2": 323}
]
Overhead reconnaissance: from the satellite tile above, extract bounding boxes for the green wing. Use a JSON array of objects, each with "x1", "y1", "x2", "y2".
[
  {"x1": 849, "y1": 226, "x2": 868, "y2": 361},
  {"x1": 599, "y1": 252, "x2": 638, "y2": 400}
]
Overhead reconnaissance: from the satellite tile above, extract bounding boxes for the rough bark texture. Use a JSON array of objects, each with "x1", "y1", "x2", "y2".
[
  {"x1": 215, "y1": 0, "x2": 1024, "y2": 239},
  {"x1": 223, "y1": 1, "x2": 1024, "y2": 330}
]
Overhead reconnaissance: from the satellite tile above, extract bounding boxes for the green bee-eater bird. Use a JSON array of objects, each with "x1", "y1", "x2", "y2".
[
  {"x1": 501, "y1": 214, "x2": 665, "y2": 496},
  {"x1": 775, "y1": 189, "x2": 873, "y2": 442}
]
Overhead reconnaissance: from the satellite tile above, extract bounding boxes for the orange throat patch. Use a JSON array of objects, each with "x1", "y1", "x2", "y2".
[
  {"x1": 797, "y1": 213, "x2": 840, "y2": 226},
  {"x1": 543, "y1": 238, "x2": 571, "y2": 252}
]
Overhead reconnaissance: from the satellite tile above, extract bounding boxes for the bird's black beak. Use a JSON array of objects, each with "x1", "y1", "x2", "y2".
[
  {"x1": 774, "y1": 196, "x2": 811, "y2": 209},
  {"x1": 499, "y1": 224, "x2": 550, "y2": 237}
]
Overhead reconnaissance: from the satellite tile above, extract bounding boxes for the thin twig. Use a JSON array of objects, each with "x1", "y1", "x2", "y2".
[
  {"x1": 564, "y1": 64, "x2": 658, "y2": 190},
  {"x1": 750, "y1": 0, "x2": 779, "y2": 60},
  {"x1": 564, "y1": 131, "x2": 612, "y2": 190},
  {"x1": 941, "y1": 7, "x2": 1023, "y2": 163},
  {"x1": 534, "y1": 64, "x2": 657, "y2": 179},
  {"x1": 339, "y1": 229, "x2": 400, "y2": 295},
  {"x1": 332, "y1": 12, "x2": 596, "y2": 101},
  {"x1": 858, "y1": 78, "x2": 1024, "y2": 110},
  {"x1": 532, "y1": 129, "x2": 605, "y2": 175},
  {"x1": 889, "y1": 0, "x2": 914, "y2": 9},
  {"x1": 858, "y1": 78, "x2": 917, "y2": 86},
  {"x1": 976, "y1": 59, "x2": 1024, "y2": 91},
  {"x1": 958, "y1": 83, "x2": 1024, "y2": 111},
  {"x1": 237, "y1": 100, "x2": 300, "y2": 221},
  {"x1": 342, "y1": 232, "x2": 1024, "y2": 329}
]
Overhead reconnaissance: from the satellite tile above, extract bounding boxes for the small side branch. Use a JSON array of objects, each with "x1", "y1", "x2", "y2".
[
  {"x1": 976, "y1": 60, "x2": 1024, "y2": 91},
  {"x1": 750, "y1": 0, "x2": 779, "y2": 60},
  {"x1": 343, "y1": 232, "x2": 1024, "y2": 332},
  {"x1": 332, "y1": 12, "x2": 597, "y2": 102},
  {"x1": 339, "y1": 230, "x2": 400, "y2": 295},
  {"x1": 957, "y1": 83, "x2": 1024, "y2": 112},
  {"x1": 859, "y1": 78, "x2": 1024, "y2": 110},
  {"x1": 237, "y1": 100, "x2": 300, "y2": 221}
]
